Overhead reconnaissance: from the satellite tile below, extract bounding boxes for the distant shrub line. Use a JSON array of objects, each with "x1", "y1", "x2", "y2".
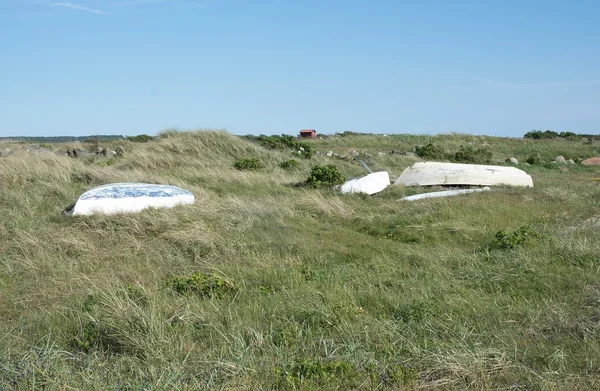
[
  {"x1": 414, "y1": 143, "x2": 492, "y2": 164},
  {"x1": 523, "y1": 130, "x2": 600, "y2": 141},
  {"x1": 246, "y1": 134, "x2": 315, "y2": 158}
]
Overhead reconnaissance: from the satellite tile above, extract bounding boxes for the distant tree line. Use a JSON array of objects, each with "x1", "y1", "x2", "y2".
[
  {"x1": 0, "y1": 134, "x2": 158, "y2": 143},
  {"x1": 0, "y1": 135, "x2": 125, "y2": 143},
  {"x1": 523, "y1": 130, "x2": 600, "y2": 141}
]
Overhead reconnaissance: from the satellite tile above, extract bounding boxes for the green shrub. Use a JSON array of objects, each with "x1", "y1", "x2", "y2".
[
  {"x1": 279, "y1": 159, "x2": 299, "y2": 169},
  {"x1": 490, "y1": 226, "x2": 545, "y2": 250},
  {"x1": 453, "y1": 145, "x2": 492, "y2": 164},
  {"x1": 278, "y1": 359, "x2": 359, "y2": 387},
  {"x1": 526, "y1": 153, "x2": 543, "y2": 165},
  {"x1": 95, "y1": 158, "x2": 116, "y2": 167},
  {"x1": 166, "y1": 272, "x2": 237, "y2": 297},
  {"x1": 415, "y1": 143, "x2": 447, "y2": 160},
  {"x1": 258, "y1": 134, "x2": 314, "y2": 158},
  {"x1": 126, "y1": 134, "x2": 155, "y2": 143},
  {"x1": 305, "y1": 165, "x2": 346, "y2": 188},
  {"x1": 234, "y1": 158, "x2": 264, "y2": 170}
]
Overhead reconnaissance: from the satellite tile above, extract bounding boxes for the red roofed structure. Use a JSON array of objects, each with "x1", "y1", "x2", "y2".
[{"x1": 299, "y1": 129, "x2": 316, "y2": 138}]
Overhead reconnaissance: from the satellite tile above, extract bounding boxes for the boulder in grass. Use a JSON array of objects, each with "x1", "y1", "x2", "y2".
[
  {"x1": 555, "y1": 155, "x2": 566, "y2": 164},
  {"x1": 582, "y1": 157, "x2": 600, "y2": 166}
]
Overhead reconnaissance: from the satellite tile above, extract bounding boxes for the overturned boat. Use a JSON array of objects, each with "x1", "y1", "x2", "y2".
[
  {"x1": 395, "y1": 162, "x2": 533, "y2": 187},
  {"x1": 340, "y1": 171, "x2": 390, "y2": 195},
  {"x1": 69, "y1": 183, "x2": 195, "y2": 216}
]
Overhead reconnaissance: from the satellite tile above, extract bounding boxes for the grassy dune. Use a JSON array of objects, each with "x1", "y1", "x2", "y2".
[{"x1": 1, "y1": 130, "x2": 600, "y2": 390}]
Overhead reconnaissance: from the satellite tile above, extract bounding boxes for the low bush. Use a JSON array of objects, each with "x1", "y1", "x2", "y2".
[
  {"x1": 258, "y1": 134, "x2": 314, "y2": 158},
  {"x1": 453, "y1": 145, "x2": 492, "y2": 164},
  {"x1": 490, "y1": 226, "x2": 545, "y2": 250},
  {"x1": 526, "y1": 153, "x2": 543, "y2": 165},
  {"x1": 415, "y1": 143, "x2": 447, "y2": 160},
  {"x1": 305, "y1": 165, "x2": 346, "y2": 188},
  {"x1": 279, "y1": 159, "x2": 299, "y2": 169},
  {"x1": 234, "y1": 158, "x2": 264, "y2": 170},
  {"x1": 126, "y1": 134, "x2": 155, "y2": 143},
  {"x1": 278, "y1": 359, "x2": 359, "y2": 388},
  {"x1": 166, "y1": 272, "x2": 237, "y2": 297},
  {"x1": 414, "y1": 143, "x2": 492, "y2": 163}
]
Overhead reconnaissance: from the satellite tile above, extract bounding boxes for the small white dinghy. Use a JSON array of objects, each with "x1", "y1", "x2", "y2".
[
  {"x1": 401, "y1": 187, "x2": 490, "y2": 201},
  {"x1": 70, "y1": 183, "x2": 195, "y2": 216},
  {"x1": 395, "y1": 162, "x2": 533, "y2": 187},
  {"x1": 340, "y1": 171, "x2": 390, "y2": 195}
]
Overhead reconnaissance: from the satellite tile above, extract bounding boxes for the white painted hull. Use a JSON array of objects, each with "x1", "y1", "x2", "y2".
[
  {"x1": 340, "y1": 171, "x2": 390, "y2": 195},
  {"x1": 401, "y1": 187, "x2": 490, "y2": 201},
  {"x1": 71, "y1": 183, "x2": 195, "y2": 216},
  {"x1": 395, "y1": 162, "x2": 533, "y2": 187}
]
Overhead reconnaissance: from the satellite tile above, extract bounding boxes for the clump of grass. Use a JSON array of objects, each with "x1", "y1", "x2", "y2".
[
  {"x1": 489, "y1": 226, "x2": 545, "y2": 250},
  {"x1": 166, "y1": 272, "x2": 237, "y2": 297},
  {"x1": 279, "y1": 159, "x2": 299, "y2": 170},
  {"x1": 233, "y1": 157, "x2": 264, "y2": 170},
  {"x1": 305, "y1": 164, "x2": 346, "y2": 188}
]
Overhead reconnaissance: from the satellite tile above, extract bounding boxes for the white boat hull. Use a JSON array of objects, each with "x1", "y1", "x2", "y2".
[
  {"x1": 71, "y1": 183, "x2": 195, "y2": 216},
  {"x1": 340, "y1": 171, "x2": 390, "y2": 195},
  {"x1": 395, "y1": 162, "x2": 533, "y2": 187}
]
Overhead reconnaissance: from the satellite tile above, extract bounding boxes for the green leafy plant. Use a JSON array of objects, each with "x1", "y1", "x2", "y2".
[
  {"x1": 526, "y1": 153, "x2": 543, "y2": 165},
  {"x1": 453, "y1": 145, "x2": 492, "y2": 164},
  {"x1": 166, "y1": 272, "x2": 237, "y2": 297},
  {"x1": 279, "y1": 159, "x2": 299, "y2": 169},
  {"x1": 278, "y1": 359, "x2": 359, "y2": 387},
  {"x1": 415, "y1": 143, "x2": 447, "y2": 160},
  {"x1": 490, "y1": 226, "x2": 545, "y2": 250},
  {"x1": 258, "y1": 134, "x2": 314, "y2": 158},
  {"x1": 233, "y1": 158, "x2": 264, "y2": 170},
  {"x1": 305, "y1": 164, "x2": 346, "y2": 188}
]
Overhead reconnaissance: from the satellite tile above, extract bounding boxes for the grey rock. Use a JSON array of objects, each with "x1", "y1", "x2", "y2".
[
  {"x1": 567, "y1": 159, "x2": 575, "y2": 164},
  {"x1": 326, "y1": 151, "x2": 333, "y2": 157},
  {"x1": 377, "y1": 152, "x2": 385, "y2": 157},
  {"x1": 391, "y1": 149, "x2": 402, "y2": 155},
  {"x1": 555, "y1": 155, "x2": 566, "y2": 164},
  {"x1": 116, "y1": 146, "x2": 125, "y2": 157},
  {"x1": 506, "y1": 157, "x2": 518, "y2": 164}
]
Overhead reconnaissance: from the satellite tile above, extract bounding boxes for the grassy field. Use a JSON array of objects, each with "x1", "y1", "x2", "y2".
[{"x1": 1, "y1": 130, "x2": 600, "y2": 390}]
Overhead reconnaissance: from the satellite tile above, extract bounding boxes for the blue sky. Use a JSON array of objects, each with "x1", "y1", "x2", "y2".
[{"x1": 1, "y1": 0, "x2": 598, "y2": 137}]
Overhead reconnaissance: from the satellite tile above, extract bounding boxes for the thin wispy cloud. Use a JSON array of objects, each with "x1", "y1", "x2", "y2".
[
  {"x1": 109, "y1": 0, "x2": 168, "y2": 6},
  {"x1": 51, "y1": 2, "x2": 107, "y2": 14},
  {"x1": 481, "y1": 78, "x2": 600, "y2": 89}
]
